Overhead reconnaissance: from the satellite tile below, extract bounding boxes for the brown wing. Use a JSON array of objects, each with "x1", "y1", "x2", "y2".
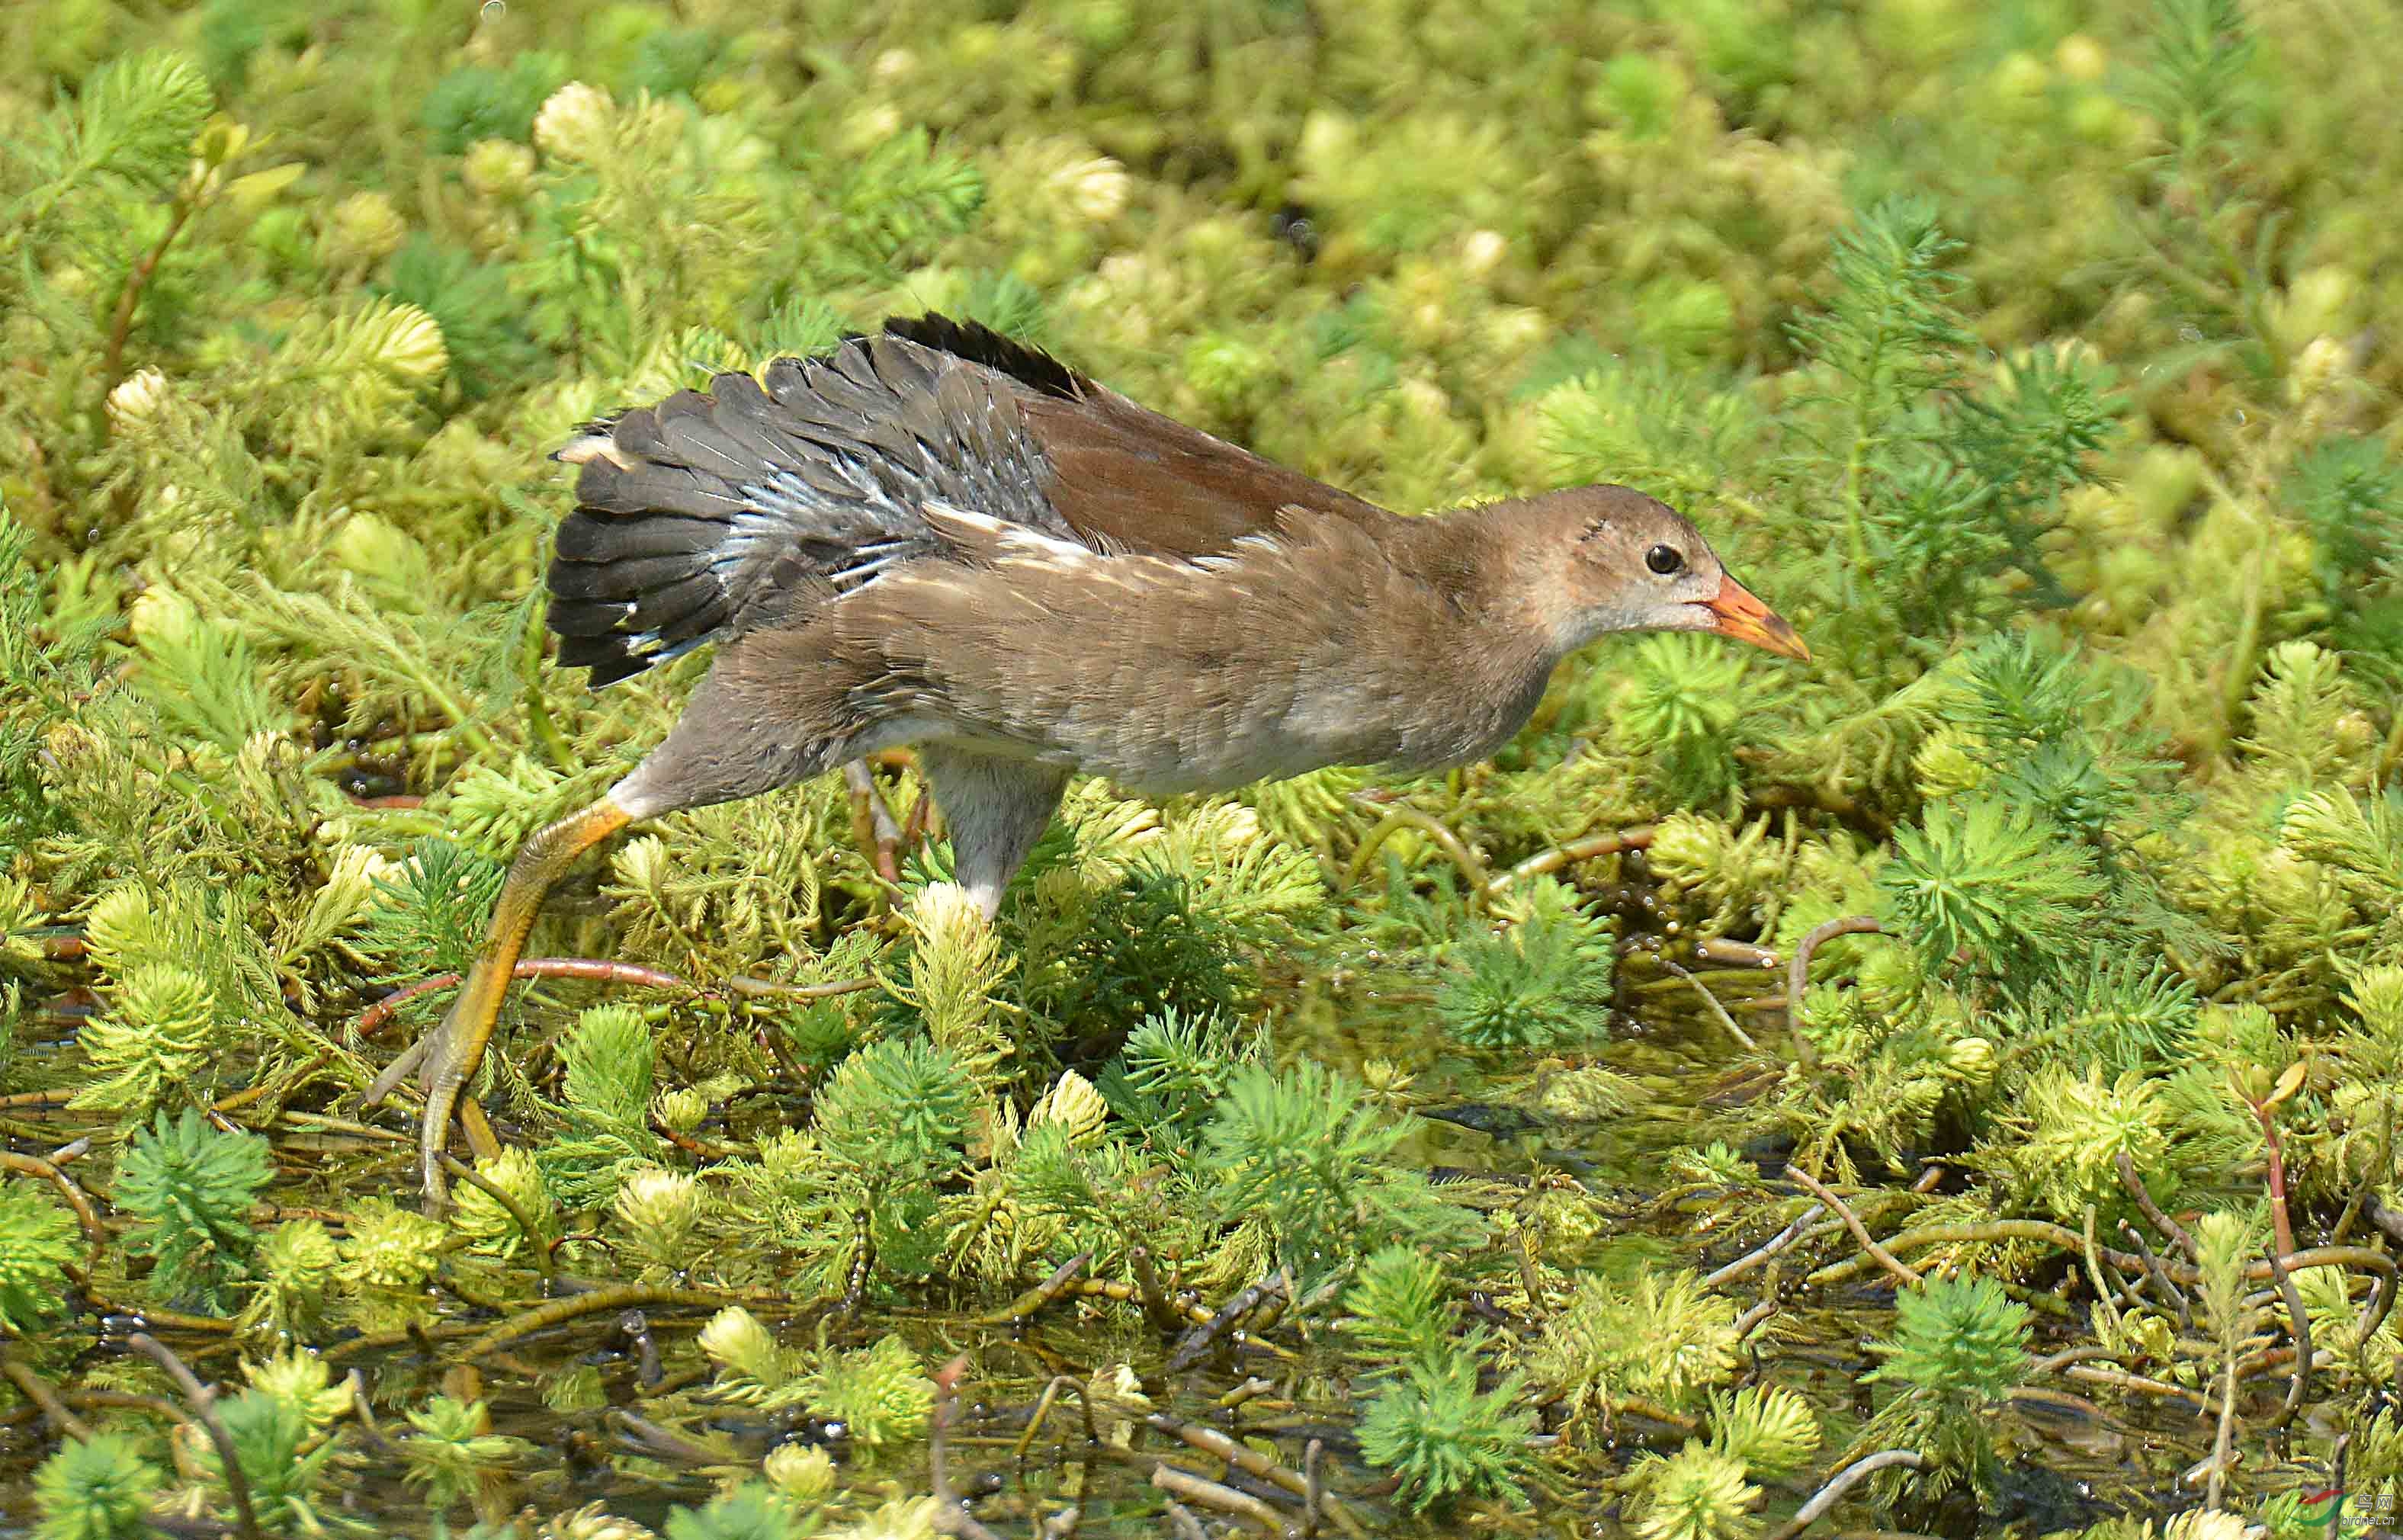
[
  {"x1": 547, "y1": 329, "x2": 1054, "y2": 685},
  {"x1": 880, "y1": 315, "x2": 1391, "y2": 558},
  {"x1": 546, "y1": 313, "x2": 1387, "y2": 686}
]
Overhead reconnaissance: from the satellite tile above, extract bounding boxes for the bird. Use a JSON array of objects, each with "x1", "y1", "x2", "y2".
[{"x1": 366, "y1": 313, "x2": 1808, "y2": 1206}]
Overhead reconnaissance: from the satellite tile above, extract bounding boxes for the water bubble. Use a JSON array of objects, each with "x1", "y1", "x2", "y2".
[{"x1": 481, "y1": 0, "x2": 505, "y2": 18}]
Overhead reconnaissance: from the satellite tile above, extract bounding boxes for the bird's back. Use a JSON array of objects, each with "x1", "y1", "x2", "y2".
[
  {"x1": 547, "y1": 325, "x2": 1061, "y2": 685},
  {"x1": 544, "y1": 316, "x2": 1385, "y2": 688}
]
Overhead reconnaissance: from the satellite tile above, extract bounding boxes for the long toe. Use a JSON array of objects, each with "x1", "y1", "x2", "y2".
[
  {"x1": 363, "y1": 1015, "x2": 446, "y2": 1108},
  {"x1": 413, "y1": 993, "x2": 481, "y2": 1211}
]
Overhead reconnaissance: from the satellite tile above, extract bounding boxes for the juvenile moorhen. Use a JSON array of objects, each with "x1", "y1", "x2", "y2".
[{"x1": 367, "y1": 315, "x2": 1808, "y2": 1205}]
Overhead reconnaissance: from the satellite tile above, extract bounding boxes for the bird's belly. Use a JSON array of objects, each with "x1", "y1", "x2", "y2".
[{"x1": 1065, "y1": 691, "x2": 1416, "y2": 797}]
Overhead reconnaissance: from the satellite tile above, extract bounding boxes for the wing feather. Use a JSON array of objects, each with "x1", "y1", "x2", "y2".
[{"x1": 544, "y1": 314, "x2": 1388, "y2": 686}]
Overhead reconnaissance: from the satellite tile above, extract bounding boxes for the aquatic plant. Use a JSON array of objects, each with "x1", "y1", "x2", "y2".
[{"x1": 2, "y1": 0, "x2": 2401, "y2": 1529}]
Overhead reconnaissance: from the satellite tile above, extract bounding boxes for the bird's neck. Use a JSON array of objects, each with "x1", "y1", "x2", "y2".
[
  {"x1": 1297, "y1": 501, "x2": 1574, "y2": 772},
  {"x1": 1375, "y1": 499, "x2": 1582, "y2": 661}
]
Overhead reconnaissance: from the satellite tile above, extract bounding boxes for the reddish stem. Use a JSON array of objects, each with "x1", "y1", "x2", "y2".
[
  {"x1": 101, "y1": 197, "x2": 196, "y2": 401},
  {"x1": 2251, "y1": 1098, "x2": 2298, "y2": 1260}
]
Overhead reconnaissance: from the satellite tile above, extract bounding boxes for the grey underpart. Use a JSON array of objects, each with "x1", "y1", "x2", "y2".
[
  {"x1": 608, "y1": 670, "x2": 1070, "y2": 919},
  {"x1": 609, "y1": 659, "x2": 844, "y2": 820},
  {"x1": 913, "y1": 741, "x2": 1073, "y2": 918}
]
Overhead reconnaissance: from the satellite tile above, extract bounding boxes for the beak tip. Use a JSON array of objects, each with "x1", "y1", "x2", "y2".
[{"x1": 1702, "y1": 576, "x2": 1810, "y2": 663}]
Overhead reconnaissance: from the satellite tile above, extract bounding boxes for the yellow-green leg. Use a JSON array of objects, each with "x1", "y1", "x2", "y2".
[{"x1": 366, "y1": 794, "x2": 631, "y2": 1211}]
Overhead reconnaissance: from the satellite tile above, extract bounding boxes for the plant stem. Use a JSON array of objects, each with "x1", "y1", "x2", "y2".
[
  {"x1": 1767, "y1": 1448, "x2": 1927, "y2": 1540},
  {"x1": 0, "y1": 1353, "x2": 90, "y2": 1441},
  {"x1": 518, "y1": 595, "x2": 575, "y2": 771},
  {"x1": 129, "y1": 1333, "x2": 264, "y2": 1540},
  {"x1": 1478, "y1": 824, "x2": 1655, "y2": 897},
  {"x1": 1659, "y1": 957, "x2": 1758, "y2": 1051},
  {"x1": 2263, "y1": 1243, "x2": 2311, "y2": 1431},
  {"x1": 1702, "y1": 1203, "x2": 1830, "y2": 1291},
  {"x1": 2215, "y1": 503, "x2": 2272, "y2": 756},
  {"x1": 101, "y1": 194, "x2": 196, "y2": 404},
  {"x1": 436, "y1": 1155, "x2": 555, "y2": 1285},
  {"x1": 1345, "y1": 797, "x2": 1492, "y2": 899},
  {"x1": 1784, "y1": 1164, "x2": 1922, "y2": 1288},
  {"x1": 456, "y1": 1283, "x2": 758, "y2": 1360},
  {"x1": 929, "y1": 1356, "x2": 1006, "y2": 1540},
  {"x1": 2116, "y1": 1148, "x2": 2199, "y2": 1261},
  {"x1": 2207, "y1": 1351, "x2": 2238, "y2": 1510},
  {"x1": 1785, "y1": 915, "x2": 1882, "y2": 1070}
]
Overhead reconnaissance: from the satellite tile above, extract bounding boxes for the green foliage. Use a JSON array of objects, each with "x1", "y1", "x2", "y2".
[
  {"x1": 1624, "y1": 1440, "x2": 1761, "y2": 1540},
  {"x1": 1865, "y1": 1273, "x2": 2032, "y2": 1492},
  {"x1": 1786, "y1": 198, "x2": 2118, "y2": 651},
  {"x1": 1343, "y1": 1244, "x2": 1454, "y2": 1366},
  {"x1": 1355, "y1": 1347, "x2": 1537, "y2": 1513},
  {"x1": 2001, "y1": 955, "x2": 2199, "y2": 1074},
  {"x1": 380, "y1": 237, "x2": 544, "y2": 400},
  {"x1": 1789, "y1": 197, "x2": 1973, "y2": 456},
  {"x1": 1015, "y1": 868, "x2": 1259, "y2": 1037},
  {"x1": 361, "y1": 839, "x2": 507, "y2": 982},
  {"x1": 0, "y1": 1180, "x2": 79, "y2": 1332},
  {"x1": 1202, "y1": 1059, "x2": 1479, "y2": 1277},
  {"x1": 1538, "y1": 358, "x2": 1760, "y2": 512},
  {"x1": 71, "y1": 961, "x2": 222, "y2": 1114},
  {"x1": 113, "y1": 1108, "x2": 272, "y2": 1311},
  {"x1": 663, "y1": 1483, "x2": 806, "y2": 1540},
  {"x1": 1603, "y1": 636, "x2": 1782, "y2": 808},
  {"x1": 419, "y1": 54, "x2": 569, "y2": 152},
  {"x1": 1984, "y1": 1063, "x2": 2176, "y2": 1224},
  {"x1": 2116, "y1": 0, "x2": 2284, "y2": 377},
  {"x1": 539, "y1": 1002, "x2": 664, "y2": 1210},
  {"x1": 812, "y1": 1036, "x2": 975, "y2": 1190},
  {"x1": 2280, "y1": 788, "x2": 2403, "y2": 959},
  {"x1": 0, "y1": 509, "x2": 107, "y2": 845},
  {"x1": 242, "y1": 1218, "x2": 339, "y2": 1339},
  {"x1": 4, "y1": 51, "x2": 211, "y2": 250},
  {"x1": 2289, "y1": 435, "x2": 2400, "y2": 592},
  {"x1": 1108, "y1": 1006, "x2": 1260, "y2": 1147},
  {"x1": 560, "y1": 1002, "x2": 657, "y2": 1131},
  {"x1": 837, "y1": 129, "x2": 987, "y2": 270},
  {"x1": 451, "y1": 1147, "x2": 561, "y2": 1262},
  {"x1": 31, "y1": 1433, "x2": 165, "y2": 1540},
  {"x1": 400, "y1": 1396, "x2": 533, "y2": 1511},
  {"x1": 1526, "y1": 1269, "x2": 1744, "y2": 1429},
  {"x1": 2134, "y1": 0, "x2": 2256, "y2": 149},
  {"x1": 1868, "y1": 1274, "x2": 2032, "y2": 1403},
  {"x1": 1706, "y1": 1385, "x2": 1821, "y2": 1481},
  {"x1": 1437, "y1": 878, "x2": 1612, "y2": 1051},
  {"x1": 201, "y1": 1386, "x2": 342, "y2": 1534},
  {"x1": 124, "y1": 601, "x2": 288, "y2": 755},
  {"x1": 698, "y1": 1305, "x2": 804, "y2": 1407},
  {"x1": 1880, "y1": 794, "x2": 2103, "y2": 993},
  {"x1": 796, "y1": 1334, "x2": 935, "y2": 1457}
]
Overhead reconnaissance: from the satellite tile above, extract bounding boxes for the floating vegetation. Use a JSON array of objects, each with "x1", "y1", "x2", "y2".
[{"x1": 3, "y1": 0, "x2": 2401, "y2": 1535}]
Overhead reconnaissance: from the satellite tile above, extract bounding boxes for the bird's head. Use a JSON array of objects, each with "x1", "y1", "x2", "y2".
[{"x1": 1508, "y1": 485, "x2": 1809, "y2": 663}]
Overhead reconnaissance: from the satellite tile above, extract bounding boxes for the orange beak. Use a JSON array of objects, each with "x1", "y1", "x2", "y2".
[{"x1": 1702, "y1": 574, "x2": 1810, "y2": 662}]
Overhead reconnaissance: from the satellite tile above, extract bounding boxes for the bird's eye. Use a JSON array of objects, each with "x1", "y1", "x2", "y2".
[{"x1": 1644, "y1": 544, "x2": 1685, "y2": 576}]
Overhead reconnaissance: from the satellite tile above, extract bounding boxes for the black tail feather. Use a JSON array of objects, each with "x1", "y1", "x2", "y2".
[{"x1": 544, "y1": 313, "x2": 1064, "y2": 686}]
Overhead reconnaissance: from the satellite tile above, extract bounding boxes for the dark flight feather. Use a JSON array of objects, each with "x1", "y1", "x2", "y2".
[{"x1": 543, "y1": 313, "x2": 1391, "y2": 685}]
